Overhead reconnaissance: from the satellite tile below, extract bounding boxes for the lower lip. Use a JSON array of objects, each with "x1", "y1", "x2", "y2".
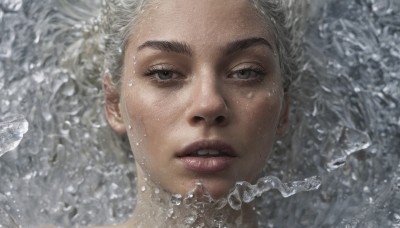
[{"x1": 179, "y1": 157, "x2": 234, "y2": 173}]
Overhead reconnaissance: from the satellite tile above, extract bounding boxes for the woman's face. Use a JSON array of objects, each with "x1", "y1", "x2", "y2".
[{"x1": 106, "y1": 0, "x2": 289, "y2": 198}]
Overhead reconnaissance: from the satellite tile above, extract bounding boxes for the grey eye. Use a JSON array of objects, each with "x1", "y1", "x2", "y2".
[
  {"x1": 156, "y1": 71, "x2": 174, "y2": 80},
  {"x1": 236, "y1": 70, "x2": 258, "y2": 79},
  {"x1": 233, "y1": 69, "x2": 260, "y2": 79}
]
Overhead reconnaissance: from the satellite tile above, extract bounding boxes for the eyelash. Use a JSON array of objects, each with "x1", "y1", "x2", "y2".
[
  {"x1": 228, "y1": 66, "x2": 266, "y2": 82},
  {"x1": 143, "y1": 65, "x2": 183, "y2": 83},
  {"x1": 142, "y1": 65, "x2": 266, "y2": 85}
]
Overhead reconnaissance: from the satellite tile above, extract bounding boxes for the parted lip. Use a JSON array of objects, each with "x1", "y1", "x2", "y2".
[{"x1": 176, "y1": 140, "x2": 238, "y2": 158}]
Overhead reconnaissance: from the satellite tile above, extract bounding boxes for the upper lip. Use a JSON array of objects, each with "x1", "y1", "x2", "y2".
[{"x1": 176, "y1": 140, "x2": 238, "y2": 157}]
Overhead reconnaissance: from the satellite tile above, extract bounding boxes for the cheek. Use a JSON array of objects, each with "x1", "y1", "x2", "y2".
[
  {"x1": 120, "y1": 86, "x2": 183, "y2": 165},
  {"x1": 240, "y1": 92, "x2": 282, "y2": 137}
]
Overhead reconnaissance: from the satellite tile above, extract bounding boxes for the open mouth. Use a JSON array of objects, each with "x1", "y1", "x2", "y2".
[
  {"x1": 177, "y1": 140, "x2": 237, "y2": 158},
  {"x1": 177, "y1": 140, "x2": 237, "y2": 172},
  {"x1": 187, "y1": 149, "x2": 233, "y2": 157}
]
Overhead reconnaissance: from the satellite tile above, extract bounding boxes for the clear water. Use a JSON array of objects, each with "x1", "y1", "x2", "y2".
[{"x1": 0, "y1": 0, "x2": 399, "y2": 227}]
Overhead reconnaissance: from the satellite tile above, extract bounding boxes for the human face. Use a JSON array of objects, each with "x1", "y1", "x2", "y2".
[{"x1": 106, "y1": 0, "x2": 289, "y2": 199}]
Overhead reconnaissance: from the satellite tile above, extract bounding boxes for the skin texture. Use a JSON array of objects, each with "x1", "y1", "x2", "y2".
[{"x1": 103, "y1": 0, "x2": 289, "y2": 226}]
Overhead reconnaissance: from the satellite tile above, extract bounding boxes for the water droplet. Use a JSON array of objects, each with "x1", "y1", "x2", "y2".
[
  {"x1": 32, "y1": 71, "x2": 45, "y2": 83},
  {"x1": 339, "y1": 127, "x2": 371, "y2": 155},
  {"x1": 327, "y1": 156, "x2": 347, "y2": 172},
  {"x1": 171, "y1": 193, "x2": 182, "y2": 206},
  {"x1": 141, "y1": 186, "x2": 146, "y2": 192},
  {"x1": 154, "y1": 188, "x2": 160, "y2": 194},
  {"x1": 184, "y1": 214, "x2": 197, "y2": 225},
  {"x1": 128, "y1": 79, "x2": 134, "y2": 87},
  {"x1": 167, "y1": 208, "x2": 174, "y2": 218},
  {"x1": 228, "y1": 188, "x2": 242, "y2": 210},
  {"x1": 128, "y1": 125, "x2": 132, "y2": 130}
]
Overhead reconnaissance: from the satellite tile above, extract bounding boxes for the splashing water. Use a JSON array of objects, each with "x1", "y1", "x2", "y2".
[
  {"x1": 326, "y1": 126, "x2": 372, "y2": 172},
  {"x1": 226, "y1": 176, "x2": 321, "y2": 210},
  {"x1": 0, "y1": 115, "x2": 28, "y2": 157},
  {"x1": 0, "y1": 0, "x2": 399, "y2": 227}
]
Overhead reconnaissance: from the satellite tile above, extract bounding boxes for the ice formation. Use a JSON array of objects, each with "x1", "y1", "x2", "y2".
[{"x1": 0, "y1": 0, "x2": 399, "y2": 227}]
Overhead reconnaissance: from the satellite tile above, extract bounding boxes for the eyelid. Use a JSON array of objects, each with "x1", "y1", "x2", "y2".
[
  {"x1": 228, "y1": 63, "x2": 266, "y2": 76},
  {"x1": 144, "y1": 64, "x2": 178, "y2": 75}
]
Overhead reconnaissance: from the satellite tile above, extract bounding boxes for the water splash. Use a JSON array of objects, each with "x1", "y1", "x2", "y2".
[
  {"x1": 326, "y1": 126, "x2": 372, "y2": 172},
  {"x1": 227, "y1": 176, "x2": 321, "y2": 210},
  {"x1": 0, "y1": 115, "x2": 29, "y2": 157},
  {"x1": 0, "y1": 0, "x2": 399, "y2": 227}
]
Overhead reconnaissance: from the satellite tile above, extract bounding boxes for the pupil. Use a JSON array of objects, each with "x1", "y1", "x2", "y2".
[
  {"x1": 159, "y1": 71, "x2": 172, "y2": 79},
  {"x1": 239, "y1": 70, "x2": 249, "y2": 79}
]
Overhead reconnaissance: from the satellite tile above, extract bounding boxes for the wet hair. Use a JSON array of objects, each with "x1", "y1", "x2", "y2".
[{"x1": 102, "y1": 0, "x2": 304, "y2": 93}]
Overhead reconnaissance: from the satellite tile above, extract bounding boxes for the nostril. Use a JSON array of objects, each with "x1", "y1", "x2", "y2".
[
  {"x1": 191, "y1": 115, "x2": 226, "y2": 125},
  {"x1": 215, "y1": 116, "x2": 226, "y2": 124},
  {"x1": 193, "y1": 116, "x2": 204, "y2": 123}
]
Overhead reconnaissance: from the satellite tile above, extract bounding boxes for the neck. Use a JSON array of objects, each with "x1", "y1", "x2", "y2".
[{"x1": 125, "y1": 175, "x2": 259, "y2": 228}]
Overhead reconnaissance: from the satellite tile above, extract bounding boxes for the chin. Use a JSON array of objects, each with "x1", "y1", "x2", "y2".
[{"x1": 177, "y1": 177, "x2": 238, "y2": 200}]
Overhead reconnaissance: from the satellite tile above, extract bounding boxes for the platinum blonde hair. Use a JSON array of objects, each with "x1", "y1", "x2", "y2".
[{"x1": 102, "y1": 0, "x2": 305, "y2": 93}]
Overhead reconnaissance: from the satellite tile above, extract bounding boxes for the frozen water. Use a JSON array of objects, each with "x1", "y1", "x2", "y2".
[
  {"x1": 0, "y1": 115, "x2": 28, "y2": 157},
  {"x1": 0, "y1": 0, "x2": 399, "y2": 227}
]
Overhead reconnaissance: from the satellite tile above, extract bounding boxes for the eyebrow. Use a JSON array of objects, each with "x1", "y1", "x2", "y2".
[
  {"x1": 137, "y1": 37, "x2": 273, "y2": 56},
  {"x1": 224, "y1": 37, "x2": 274, "y2": 55},
  {"x1": 138, "y1": 40, "x2": 193, "y2": 56}
]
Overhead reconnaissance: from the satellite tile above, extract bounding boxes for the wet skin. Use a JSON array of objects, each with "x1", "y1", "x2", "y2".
[{"x1": 105, "y1": 0, "x2": 289, "y2": 200}]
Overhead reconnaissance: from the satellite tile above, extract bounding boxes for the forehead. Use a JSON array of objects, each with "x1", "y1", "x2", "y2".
[{"x1": 130, "y1": 0, "x2": 274, "y2": 49}]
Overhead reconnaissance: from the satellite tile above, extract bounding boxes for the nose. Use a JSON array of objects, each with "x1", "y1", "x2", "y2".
[{"x1": 187, "y1": 77, "x2": 229, "y2": 127}]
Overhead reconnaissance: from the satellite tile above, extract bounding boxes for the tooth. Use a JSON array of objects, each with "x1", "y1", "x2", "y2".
[
  {"x1": 197, "y1": 150, "x2": 208, "y2": 156},
  {"x1": 209, "y1": 150, "x2": 220, "y2": 155}
]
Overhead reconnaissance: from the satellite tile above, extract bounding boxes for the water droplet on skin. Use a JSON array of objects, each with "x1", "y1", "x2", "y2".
[
  {"x1": 141, "y1": 186, "x2": 146, "y2": 192},
  {"x1": 184, "y1": 214, "x2": 197, "y2": 225},
  {"x1": 128, "y1": 80, "x2": 134, "y2": 87},
  {"x1": 128, "y1": 125, "x2": 132, "y2": 130},
  {"x1": 171, "y1": 193, "x2": 182, "y2": 206},
  {"x1": 246, "y1": 92, "x2": 254, "y2": 99},
  {"x1": 167, "y1": 208, "x2": 174, "y2": 218},
  {"x1": 154, "y1": 188, "x2": 160, "y2": 194}
]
